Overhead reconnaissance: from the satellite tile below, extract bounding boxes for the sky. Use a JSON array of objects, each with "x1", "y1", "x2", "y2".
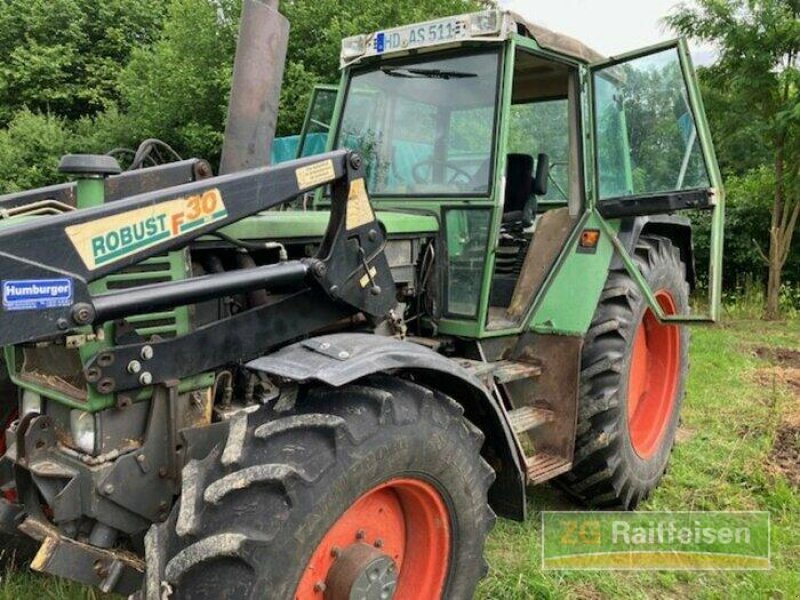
[{"x1": 502, "y1": 0, "x2": 717, "y2": 65}]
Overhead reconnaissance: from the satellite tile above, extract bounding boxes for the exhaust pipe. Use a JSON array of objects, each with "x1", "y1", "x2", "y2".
[{"x1": 220, "y1": 0, "x2": 290, "y2": 174}]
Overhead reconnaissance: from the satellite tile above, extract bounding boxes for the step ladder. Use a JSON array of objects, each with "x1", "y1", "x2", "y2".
[{"x1": 460, "y1": 357, "x2": 575, "y2": 485}]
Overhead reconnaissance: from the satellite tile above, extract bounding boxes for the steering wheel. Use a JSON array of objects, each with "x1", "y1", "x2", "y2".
[{"x1": 411, "y1": 158, "x2": 473, "y2": 185}]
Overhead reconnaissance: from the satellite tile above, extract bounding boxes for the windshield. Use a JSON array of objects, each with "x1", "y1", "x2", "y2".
[{"x1": 336, "y1": 50, "x2": 501, "y2": 196}]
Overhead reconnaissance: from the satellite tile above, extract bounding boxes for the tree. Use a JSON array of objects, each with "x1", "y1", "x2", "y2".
[
  {"x1": 0, "y1": 0, "x2": 167, "y2": 125},
  {"x1": 666, "y1": 0, "x2": 800, "y2": 319},
  {"x1": 117, "y1": 0, "x2": 241, "y2": 162}
]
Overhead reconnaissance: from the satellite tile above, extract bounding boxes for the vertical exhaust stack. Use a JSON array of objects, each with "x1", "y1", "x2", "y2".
[{"x1": 220, "y1": 0, "x2": 290, "y2": 174}]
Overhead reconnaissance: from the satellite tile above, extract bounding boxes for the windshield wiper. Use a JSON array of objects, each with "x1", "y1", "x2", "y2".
[{"x1": 381, "y1": 67, "x2": 477, "y2": 80}]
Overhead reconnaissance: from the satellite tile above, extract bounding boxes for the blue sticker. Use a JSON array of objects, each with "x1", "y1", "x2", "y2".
[
  {"x1": 376, "y1": 32, "x2": 385, "y2": 53},
  {"x1": 2, "y1": 279, "x2": 73, "y2": 311}
]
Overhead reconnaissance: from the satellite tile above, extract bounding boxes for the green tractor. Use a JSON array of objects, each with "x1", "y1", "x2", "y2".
[{"x1": 0, "y1": 7, "x2": 724, "y2": 599}]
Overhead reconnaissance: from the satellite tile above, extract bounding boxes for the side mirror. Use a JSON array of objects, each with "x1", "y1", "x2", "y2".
[{"x1": 533, "y1": 153, "x2": 550, "y2": 196}]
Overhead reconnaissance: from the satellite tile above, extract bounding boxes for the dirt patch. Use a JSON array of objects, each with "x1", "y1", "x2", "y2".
[
  {"x1": 754, "y1": 346, "x2": 800, "y2": 368},
  {"x1": 753, "y1": 367, "x2": 800, "y2": 400},
  {"x1": 770, "y1": 422, "x2": 800, "y2": 487},
  {"x1": 566, "y1": 583, "x2": 607, "y2": 600}
]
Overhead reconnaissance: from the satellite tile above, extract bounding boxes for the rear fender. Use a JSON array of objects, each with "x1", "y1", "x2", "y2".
[
  {"x1": 613, "y1": 215, "x2": 696, "y2": 288},
  {"x1": 247, "y1": 333, "x2": 527, "y2": 521}
]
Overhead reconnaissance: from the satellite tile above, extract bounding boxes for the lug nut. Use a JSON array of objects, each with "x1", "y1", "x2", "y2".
[
  {"x1": 141, "y1": 345, "x2": 154, "y2": 360},
  {"x1": 356, "y1": 529, "x2": 366, "y2": 540},
  {"x1": 139, "y1": 372, "x2": 153, "y2": 386},
  {"x1": 314, "y1": 581, "x2": 327, "y2": 593},
  {"x1": 127, "y1": 360, "x2": 142, "y2": 374},
  {"x1": 374, "y1": 539, "x2": 384, "y2": 548}
]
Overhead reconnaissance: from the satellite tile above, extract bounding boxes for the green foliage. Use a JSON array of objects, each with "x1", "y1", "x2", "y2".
[
  {"x1": 0, "y1": 110, "x2": 73, "y2": 192},
  {"x1": 694, "y1": 165, "x2": 800, "y2": 286},
  {"x1": 116, "y1": 0, "x2": 240, "y2": 163},
  {"x1": 0, "y1": 0, "x2": 167, "y2": 124}
]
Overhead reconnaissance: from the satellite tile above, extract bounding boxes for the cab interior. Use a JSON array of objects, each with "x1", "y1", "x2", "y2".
[{"x1": 486, "y1": 49, "x2": 583, "y2": 331}]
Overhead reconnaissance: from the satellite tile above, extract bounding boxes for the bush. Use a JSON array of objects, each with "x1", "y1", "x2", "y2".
[
  {"x1": 0, "y1": 110, "x2": 73, "y2": 193},
  {"x1": 693, "y1": 166, "x2": 800, "y2": 289}
]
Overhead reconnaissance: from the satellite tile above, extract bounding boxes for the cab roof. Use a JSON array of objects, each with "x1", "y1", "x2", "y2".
[
  {"x1": 340, "y1": 9, "x2": 606, "y2": 68},
  {"x1": 512, "y1": 13, "x2": 606, "y2": 63}
]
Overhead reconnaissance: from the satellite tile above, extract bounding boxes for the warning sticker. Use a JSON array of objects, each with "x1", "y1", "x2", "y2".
[
  {"x1": 346, "y1": 178, "x2": 375, "y2": 230},
  {"x1": 295, "y1": 159, "x2": 336, "y2": 191},
  {"x1": 2, "y1": 279, "x2": 73, "y2": 311}
]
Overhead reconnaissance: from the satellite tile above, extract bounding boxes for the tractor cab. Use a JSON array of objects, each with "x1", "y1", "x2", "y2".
[{"x1": 302, "y1": 9, "x2": 723, "y2": 338}]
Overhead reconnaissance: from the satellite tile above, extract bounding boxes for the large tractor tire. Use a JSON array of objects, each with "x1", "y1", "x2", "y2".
[
  {"x1": 559, "y1": 235, "x2": 689, "y2": 510},
  {"x1": 146, "y1": 374, "x2": 495, "y2": 599}
]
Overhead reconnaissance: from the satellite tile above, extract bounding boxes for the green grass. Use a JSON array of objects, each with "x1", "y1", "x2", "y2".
[{"x1": 2, "y1": 319, "x2": 798, "y2": 599}]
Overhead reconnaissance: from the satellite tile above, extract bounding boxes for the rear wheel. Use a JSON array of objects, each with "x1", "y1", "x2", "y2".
[
  {"x1": 559, "y1": 235, "x2": 689, "y2": 509},
  {"x1": 146, "y1": 375, "x2": 495, "y2": 599}
]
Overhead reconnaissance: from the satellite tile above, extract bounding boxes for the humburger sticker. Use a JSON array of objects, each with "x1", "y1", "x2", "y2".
[{"x1": 65, "y1": 189, "x2": 228, "y2": 270}]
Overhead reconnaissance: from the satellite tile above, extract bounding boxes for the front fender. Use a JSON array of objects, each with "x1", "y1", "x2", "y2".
[{"x1": 247, "y1": 333, "x2": 527, "y2": 521}]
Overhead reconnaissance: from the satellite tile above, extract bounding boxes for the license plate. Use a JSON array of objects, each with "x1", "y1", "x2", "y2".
[{"x1": 370, "y1": 15, "x2": 470, "y2": 56}]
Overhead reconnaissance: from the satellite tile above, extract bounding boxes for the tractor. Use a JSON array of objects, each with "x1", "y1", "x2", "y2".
[{"x1": 0, "y1": 5, "x2": 724, "y2": 599}]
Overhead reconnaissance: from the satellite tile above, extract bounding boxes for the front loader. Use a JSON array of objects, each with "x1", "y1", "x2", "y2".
[{"x1": 0, "y1": 7, "x2": 725, "y2": 599}]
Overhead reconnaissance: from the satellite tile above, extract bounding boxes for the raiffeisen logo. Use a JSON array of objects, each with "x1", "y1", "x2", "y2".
[
  {"x1": 542, "y1": 511, "x2": 770, "y2": 570},
  {"x1": 66, "y1": 189, "x2": 228, "y2": 269}
]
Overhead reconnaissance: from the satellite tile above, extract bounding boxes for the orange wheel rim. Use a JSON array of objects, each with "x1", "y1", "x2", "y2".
[
  {"x1": 295, "y1": 478, "x2": 451, "y2": 600},
  {"x1": 627, "y1": 290, "x2": 681, "y2": 459}
]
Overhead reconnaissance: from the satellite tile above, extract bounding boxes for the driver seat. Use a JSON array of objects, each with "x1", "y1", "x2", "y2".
[
  {"x1": 503, "y1": 153, "x2": 536, "y2": 226},
  {"x1": 492, "y1": 154, "x2": 537, "y2": 303}
]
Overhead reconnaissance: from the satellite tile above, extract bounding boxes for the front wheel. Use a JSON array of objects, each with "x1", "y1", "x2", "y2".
[
  {"x1": 146, "y1": 375, "x2": 496, "y2": 599},
  {"x1": 559, "y1": 235, "x2": 690, "y2": 510}
]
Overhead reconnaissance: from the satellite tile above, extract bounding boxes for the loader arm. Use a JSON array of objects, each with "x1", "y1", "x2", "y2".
[{"x1": 0, "y1": 150, "x2": 395, "y2": 347}]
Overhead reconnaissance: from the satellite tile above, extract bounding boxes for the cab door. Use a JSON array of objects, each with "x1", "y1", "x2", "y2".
[
  {"x1": 296, "y1": 84, "x2": 339, "y2": 158},
  {"x1": 590, "y1": 39, "x2": 725, "y2": 322}
]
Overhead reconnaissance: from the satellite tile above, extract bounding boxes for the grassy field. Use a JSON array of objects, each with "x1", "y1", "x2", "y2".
[{"x1": 1, "y1": 318, "x2": 798, "y2": 599}]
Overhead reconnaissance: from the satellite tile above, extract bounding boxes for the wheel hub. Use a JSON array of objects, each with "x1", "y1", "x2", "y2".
[{"x1": 326, "y1": 543, "x2": 398, "y2": 600}]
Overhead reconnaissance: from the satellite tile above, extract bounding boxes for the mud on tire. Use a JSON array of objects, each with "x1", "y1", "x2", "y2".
[
  {"x1": 145, "y1": 374, "x2": 496, "y2": 599},
  {"x1": 558, "y1": 235, "x2": 690, "y2": 510}
]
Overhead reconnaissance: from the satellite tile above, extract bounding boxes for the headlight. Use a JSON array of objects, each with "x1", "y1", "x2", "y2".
[
  {"x1": 469, "y1": 10, "x2": 501, "y2": 36},
  {"x1": 20, "y1": 389, "x2": 42, "y2": 417},
  {"x1": 341, "y1": 35, "x2": 367, "y2": 61},
  {"x1": 70, "y1": 410, "x2": 96, "y2": 455}
]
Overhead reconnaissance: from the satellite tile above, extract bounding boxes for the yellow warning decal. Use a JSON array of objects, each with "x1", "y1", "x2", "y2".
[
  {"x1": 65, "y1": 189, "x2": 228, "y2": 270},
  {"x1": 346, "y1": 178, "x2": 375, "y2": 231},
  {"x1": 295, "y1": 159, "x2": 336, "y2": 190},
  {"x1": 359, "y1": 266, "x2": 378, "y2": 289}
]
